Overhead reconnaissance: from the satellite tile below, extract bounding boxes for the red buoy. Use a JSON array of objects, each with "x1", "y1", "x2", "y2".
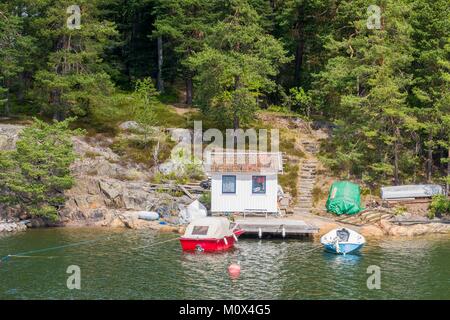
[{"x1": 228, "y1": 263, "x2": 241, "y2": 278}]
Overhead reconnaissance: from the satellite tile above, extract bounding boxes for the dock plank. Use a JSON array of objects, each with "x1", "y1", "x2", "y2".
[{"x1": 236, "y1": 218, "x2": 319, "y2": 235}]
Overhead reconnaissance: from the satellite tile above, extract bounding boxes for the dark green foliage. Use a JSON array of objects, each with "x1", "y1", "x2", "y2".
[
  {"x1": 0, "y1": 0, "x2": 448, "y2": 189},
  {"x1": 429, "y1": 194, "x2": 450, "y2": 218},
  {"x1": 0, "y1": 118, "x2": 82, "y2": 220},
  {"x1": 188, "y1": 0, "x2": 291, "y2": 129}
]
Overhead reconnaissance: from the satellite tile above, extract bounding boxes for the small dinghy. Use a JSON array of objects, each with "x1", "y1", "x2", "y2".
[
  {"x1": 180, "y1": 217, "x2": 244, "y2": 252},
  {"x1": 320, "y1": 227, "x2": 365, "y2": 255}
]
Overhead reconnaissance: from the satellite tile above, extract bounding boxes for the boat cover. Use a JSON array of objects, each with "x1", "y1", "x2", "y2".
[
  {"x1": 326, "y1": 181, "x2": 362, "y2": 215},
  {"x1": 381, "y1": 184, "x2": 444, "y2": 200},
  {"x1": 179, "y1": 200, "x2": 208, "y2": 224},
  {"x1": 183, "y1": 217, "x2": 233, "y2": 239}
]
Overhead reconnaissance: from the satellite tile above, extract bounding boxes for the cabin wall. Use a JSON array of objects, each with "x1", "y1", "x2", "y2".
[{"x1": 211, "y1": 173, "x2": 278, "y2": 213}]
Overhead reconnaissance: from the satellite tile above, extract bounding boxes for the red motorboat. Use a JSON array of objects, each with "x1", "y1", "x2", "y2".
[{"x1": 180, "y1": 217, "x2": 245, "y2": 252}]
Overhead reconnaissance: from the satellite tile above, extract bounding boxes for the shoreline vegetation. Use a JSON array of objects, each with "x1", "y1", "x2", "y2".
[
  {"x1": 0, "y1": 117, "x2": 449, "y2": 239},
  {"x1": 0, "y1": 0, "x2": 449, "y2": 239}
]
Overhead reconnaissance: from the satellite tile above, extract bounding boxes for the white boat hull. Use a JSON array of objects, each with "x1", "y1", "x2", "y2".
[{"x1": 320, "y1": 228, "x2": 365, "y2": 255}]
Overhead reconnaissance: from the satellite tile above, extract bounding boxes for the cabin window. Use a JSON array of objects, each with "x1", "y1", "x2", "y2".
[
  {"x1": 192, "y1": 226, "x2": 209, "y2": 235},
  {"x1": 252, "y1": 176, "x2": 266, "y2": 194},
  {"x1": 222, "y1": 175, "x2": 236, "y2": 193}
]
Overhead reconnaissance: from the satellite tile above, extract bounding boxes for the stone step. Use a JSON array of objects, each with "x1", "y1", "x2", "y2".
[
  {"x1": 297, "y1": 202, "x2": 312, "y2": 206},
  {"x1": 295, "y1": 203, "x2": 312, "y2": 208},
  {"x1": 293, "y1": 209, "x2": 312, "y2": 214}
]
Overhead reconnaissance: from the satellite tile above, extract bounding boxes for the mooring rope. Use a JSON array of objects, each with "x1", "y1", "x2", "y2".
[
  {"x1": 6, "y1": 255, "x2": 57, "y2": 259},
  {"x1": 133, "y1": 236, "x2": 180, "y2": 250},
  {"x1": 299, "y1": 244, "x2": 323, "y2": 255},
  {"x1": 0, "y1": 233, "x2": 126, "y2": 264},
  {"x1": 0, "y1": 233, "x2": 181, "y2": 265}
]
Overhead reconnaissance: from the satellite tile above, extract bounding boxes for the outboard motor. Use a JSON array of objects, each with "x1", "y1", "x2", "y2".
[{"x1": 336, "y1": 228, "x2": 350, "y2": 242}]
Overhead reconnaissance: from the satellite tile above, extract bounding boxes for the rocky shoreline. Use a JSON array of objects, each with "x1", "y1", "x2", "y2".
[
  {"x1": 0, "y1": 123, "x2": 449, "y2": 238},
  {"x1": 0, "y1": 221, "x2": 28, "y2": 233},
  {"x1": 291, "y1": 212, "x2": 450, "y2": 239},
  {"x1": 0, "y1": 123, "x2": 193, "y2": 234}
]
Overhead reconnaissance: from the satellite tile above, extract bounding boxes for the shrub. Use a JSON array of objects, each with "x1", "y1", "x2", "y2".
[
  {"x1": 0, "y1": 118, "x2": 82, "y2": 220},
  {"x1": 199, "y1": 192, "x2": 211, "y2": 209},
  {"x1": 429, "y1": 194, "x2": 450, "y2": 219}
]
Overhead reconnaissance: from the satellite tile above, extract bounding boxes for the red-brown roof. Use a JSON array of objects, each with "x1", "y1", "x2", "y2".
[{"x1": 204, "y1": 152, "x2": 283, "y2": 173}]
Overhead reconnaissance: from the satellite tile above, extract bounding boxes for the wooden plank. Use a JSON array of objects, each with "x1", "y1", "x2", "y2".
[
  {"x1": 236, "y1": 218, "x2": 319, "y2": 234},
  {"x1": 178, "y1": 185, "x2": 196, "y2": 200}
]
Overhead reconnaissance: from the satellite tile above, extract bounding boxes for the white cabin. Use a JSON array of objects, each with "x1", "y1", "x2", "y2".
[{"x1": 205, "y1": 151, "x2": 283, "y2": 214}]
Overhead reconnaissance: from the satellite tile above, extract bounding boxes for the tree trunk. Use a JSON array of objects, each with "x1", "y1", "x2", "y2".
[
  {"x1": 156, "y1": 36, "x2": 164, "y2": 92},
  {"x1": 294, "y1": 6, "x2": 305, "y2": 86},
  {"x1": 4, "y1": 78, "x2": 10, "y2": 116},
  {"x1": 51, "y1": 89, "x2": 64, "y2": 121},
  {"x1": 426, "y1": 132, "x2": 433, "y2": 183},
  {"x1": 4, "y1": 90, "x2": 10, "y2": 116},
  {"x1": 17, "y1": 73, "x2": 26, "y2": 104},
  {"x1": 447, "y1": 147, "x2": 450, "y2": 195},
  {"x1": 233, "y1": 115, "x2": 239, "y2": 130},
  {"x1": 413, "y1": 134, "x2": 421, "y2": 183},
  {"x1": 393, "y1": 127, "x2": 400, "y2": 185},
  {"x1": 294, "y1": 39, "x2": 304, "y2": 86},
  {"x1": 185, "y1": 75, "x2": 193, "y2": 105}
]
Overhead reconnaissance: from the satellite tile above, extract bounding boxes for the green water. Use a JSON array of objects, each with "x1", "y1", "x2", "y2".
[{"x1": 0, "y1": 228, "x2": 449, "y2": 299}]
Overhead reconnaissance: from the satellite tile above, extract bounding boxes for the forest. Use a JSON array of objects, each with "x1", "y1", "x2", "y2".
[{"x1": 0, "y1": 0, "x2": 449, "y2": 191}]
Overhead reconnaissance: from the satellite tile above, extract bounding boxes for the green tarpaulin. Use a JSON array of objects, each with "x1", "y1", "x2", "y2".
[{"x1": 326, "y1": 181, "x2": 362, "y2": 215}]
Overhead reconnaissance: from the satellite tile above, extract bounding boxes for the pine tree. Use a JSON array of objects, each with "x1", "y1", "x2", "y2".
[
  {"x1": 33, "y1": 0, "x2": 118, "y2": 120},
  {"x1": 0, "y1": 7, "x2": 36, "y2": 114},
  {"x1": 409, "y1": 0, "x2": 450, "y2": 183},
  {"x1": 153, "y1": 0, "x2": 219, "y2": 105},
  {"x1": 0, "y1": 118, "x2": 82, "y2": 220},
  {"x1": 273, "y1": 0, "x2": 334, "y2": 88},
  {"x1": 315, "y1": 0, "x2": 417, "y2": 185},
  {"x1": 188, "y1": 0, "x2": 291, "y2": 129}
]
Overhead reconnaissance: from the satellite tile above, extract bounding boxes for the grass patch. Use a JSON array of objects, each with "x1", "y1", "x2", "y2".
[
  {"x1": 312, "y1": 186, "x2": 327, "y2": 205},
  {"x1": 158, "y1": 86, "x2": 180, "y2": 104},
  {"x1": 84, "y1": 150, "x2": 102, "y2": 159},
  {"x1": 279, "y1": 163, "x2": 299, "y2": 198},
  {"x1": 111, "y1": 133, "x2": 175, "y2": 168}
]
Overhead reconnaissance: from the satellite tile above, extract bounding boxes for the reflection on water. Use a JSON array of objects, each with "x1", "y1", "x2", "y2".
[
  {"x1": 0, "y1": 228, "x2": 449, "y2": 299},
  {"x1": 322, "y1": 252, "x2": 362, "y2": 267}
]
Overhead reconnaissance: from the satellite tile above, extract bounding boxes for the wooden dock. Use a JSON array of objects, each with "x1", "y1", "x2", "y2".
[{"x1": 236, "y1": 218, "x2": 319, "y2": 238}]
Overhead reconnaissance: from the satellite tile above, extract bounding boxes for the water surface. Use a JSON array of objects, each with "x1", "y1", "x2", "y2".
[{"x1": 0, "y1": 228, "x2": 449, "y2": 299}]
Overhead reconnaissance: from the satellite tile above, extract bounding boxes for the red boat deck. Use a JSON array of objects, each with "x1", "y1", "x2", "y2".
[{"x1": 180, "y1": 230, "x2": 244, "y2": 252}]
